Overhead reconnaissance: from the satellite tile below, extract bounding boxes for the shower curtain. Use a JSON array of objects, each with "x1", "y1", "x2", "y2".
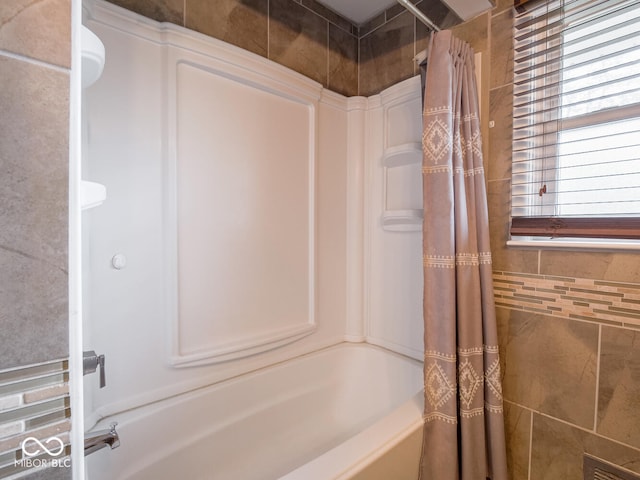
[{"x1": 419, "y1": 31, "x2": 508, "y2": 480}]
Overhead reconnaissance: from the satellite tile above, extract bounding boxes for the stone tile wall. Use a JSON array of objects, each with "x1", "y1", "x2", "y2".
[
  {"x1": 104, "y1": 0, "x2": 461, "y2": 97},
  {"x1": 106, "y1": 0, "x2": 360, "y2": 96},
  {"x1": 358, "y1": 0, "x2": 460, "y2": 96},
  {"x1": 0, "y1": 1, "x2": 72, "y2": 478},
  {"x1": 0, "y1": 0, "x2": 70, "y2": 370},
  {"x1": 485, "y1": 0, "x2": 640, "y2": 478},
  {"x1": 3, "y1": 1, "x2": 633, "y2": 478}
]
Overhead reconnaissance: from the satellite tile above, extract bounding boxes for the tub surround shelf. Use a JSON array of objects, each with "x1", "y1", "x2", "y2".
[
  {"x1": 382, "y1": 210, "x2": 423, "y2": 232},
  {"x1": 81, "y1": 25, "x2": 106, "y2": 211},
  {"x1": 381, "y1": 142, "x2": 422, "y2": 167},
  {"x1": 81, "y1": 181, "x2": 107, "y2": 210},
  {"x1": 382, "y1": 142, "x2": 423, "y2": 232},
  {"x1": 81, "y1": 25, "x2": 105, "y2": 88}
]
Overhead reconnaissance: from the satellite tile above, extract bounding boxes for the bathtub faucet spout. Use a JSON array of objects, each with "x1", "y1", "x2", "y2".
[{"x1": 84, "y1": 422, "x2": 120, "y2": 456}]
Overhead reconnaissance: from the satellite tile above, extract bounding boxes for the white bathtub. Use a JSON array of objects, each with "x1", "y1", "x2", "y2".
[{"x1": 85, "y1": 344, "x2": 424, "y2": 480}]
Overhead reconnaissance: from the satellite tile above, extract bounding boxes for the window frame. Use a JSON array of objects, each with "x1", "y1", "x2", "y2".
[{"x1": 510, "y1": 0, "x2": 640, "y2": 241}]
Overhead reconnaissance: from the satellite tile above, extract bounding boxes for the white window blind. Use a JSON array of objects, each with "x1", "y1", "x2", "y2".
[{"x1": 511, "y1": 0, "x2": 640, "y2": 239}]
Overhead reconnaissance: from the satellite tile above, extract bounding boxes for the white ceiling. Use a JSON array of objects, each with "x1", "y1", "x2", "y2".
[
  {"x1": 317, "y1": 0, "x2": 494, "y2": 25},
  {"x1": 443, "y1": 0, "x2": 495, "y2": 20},
  {"x1": 318, "y1": 0, "x2": 397, "y2": 25}
]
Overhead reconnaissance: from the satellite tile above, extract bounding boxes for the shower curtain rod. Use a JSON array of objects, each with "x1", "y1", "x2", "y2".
[{"x1": 396, "y1": 0, "x2": 441, "y2": 31}]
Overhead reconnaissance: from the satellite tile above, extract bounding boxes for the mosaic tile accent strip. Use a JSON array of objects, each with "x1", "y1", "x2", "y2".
[
  {"x1": 493, "y1": 272, "x2": 640, "y2": 328},
  {"x1": 0, "y1": 359, "x2": 71, "y2": 478}
]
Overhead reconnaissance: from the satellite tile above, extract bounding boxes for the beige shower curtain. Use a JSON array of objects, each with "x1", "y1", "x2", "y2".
[{"x1": 419, "y1": 31, "x2": 508, "y2": 480}]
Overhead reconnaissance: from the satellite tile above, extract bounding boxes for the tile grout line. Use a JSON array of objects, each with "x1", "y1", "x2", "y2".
[
  {"x1": 298, "y1": 2, "x2": 357, "y2": 38},
  {"x1": 359, "y1": 12, "x2": 395, "y2": 40},
  {"x1": 489, "y1": 81, "x2": 514, "y2": 92},
  {"x1": 593, "y1": 323, "x2": 602, "y2": 432},
  {"x1": 357, "y1": 25, "x2": 360, "y2": 95},
  {"x1": 0, "y1": 358, "x2": 68, "y2": 376},
  {"x1": 486, "y1": 177, "x2": 511, "y2": 183},
  {"x1": 495, "y1": 301, "x2": 640, "y2": 330},
  {"x1": 326, "y1": 22, "x2": 329, "y2": 88},
  {"x1": 527, "y1": 409, "x2": 533, "y2": 480},
  {"x1": 502, "y1": 399, "x2": 640, "y2": 454},
  {"x1": 413, "y1": 15, "x2": 416, "y2": 77},
  {"x1": 0, "y1": 49, "x2": 69, "y2": 74}
]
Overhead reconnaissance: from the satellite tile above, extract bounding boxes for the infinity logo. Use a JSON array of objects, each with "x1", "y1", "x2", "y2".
[{"x1": 21, "y1": 436, "x2": 65, "y2": 457}]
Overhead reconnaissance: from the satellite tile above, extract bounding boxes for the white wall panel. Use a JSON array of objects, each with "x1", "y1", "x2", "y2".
[
  {"x1": 172, "y1": 61, "x2": 315, "y2": 365},
  {"x1": 83, "y1": 0, "x2": 348, "y2": 424},
  {"x1": 365, "y1": 77, "x2": 424, "y2": 359}
]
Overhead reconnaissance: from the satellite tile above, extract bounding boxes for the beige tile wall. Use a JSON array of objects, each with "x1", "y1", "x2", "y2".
[
  {"x1": 0, "y1": 1, "x2": 72, "y2": 478},
  {"x1": 485, "y1": 3, "x2": 640, "y2": 479},
  {"x1": 358, "y1": 0, "x2": 460, "y2": 96},
  {"x1": 8, "y1": 0, "x2": 632, "y2": 478},
  {"x1": 106, "y1": 0, "x2": 360, "y2": 96},
  {"x1": 0, "y1": 0, "x2": 70, "y2": 370},
  {"x1": 104, "y1": 0, "x2": 461, "y2": 97}
]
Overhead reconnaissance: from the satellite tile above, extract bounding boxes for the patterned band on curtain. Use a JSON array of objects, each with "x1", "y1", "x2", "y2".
[{"x1": 419, "y1": 30, "x2": 508, "y2": 480}]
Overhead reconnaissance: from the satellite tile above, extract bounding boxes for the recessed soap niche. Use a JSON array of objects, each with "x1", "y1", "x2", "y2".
[{"x1": 382, "y1": 142, "x2": 423, "y2": 232}]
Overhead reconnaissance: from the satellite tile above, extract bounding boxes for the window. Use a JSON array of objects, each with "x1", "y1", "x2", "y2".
[{"x1": 511, "y1": 0, "x2": 640, "y2": 239}]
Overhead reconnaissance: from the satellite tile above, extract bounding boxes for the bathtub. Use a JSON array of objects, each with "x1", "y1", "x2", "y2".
[{"x1": 85, "y1": 344, "x2": 424, "y2": 480}]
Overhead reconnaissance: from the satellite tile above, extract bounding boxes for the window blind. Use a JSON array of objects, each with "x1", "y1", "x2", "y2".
[{"x1": 511, "y1": 0, "x2": 640, "y2": 239}]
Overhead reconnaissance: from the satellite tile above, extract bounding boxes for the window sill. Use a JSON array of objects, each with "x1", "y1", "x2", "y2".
[{"x1": 507, "y1": 237, "x2": 640, "y2": 252}]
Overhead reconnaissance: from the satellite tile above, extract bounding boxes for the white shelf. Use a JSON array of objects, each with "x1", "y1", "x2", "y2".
[
  {"x1": 382, "y1": 143, "x2": 423, "y2": 231},
  {"x1": 81, "y1": 181, "x2": 107, "y2": 210},
  {"x1": 382, "y1": 210, "x2": 423, "y2": 232},
  {"x1": 82, "y1": 25, "x2": 105, "y2": 88},
  {"x1": 382, "y1": 143, "x2": 422, "y2": 167}
]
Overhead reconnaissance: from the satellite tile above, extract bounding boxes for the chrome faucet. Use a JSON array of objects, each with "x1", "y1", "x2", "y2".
[
  {"x1": 84, "y1": 422, "x2": 120, "y2": 456},
  {"x1": 83, "y1": 350, "x2": 106, "y2": 388}
]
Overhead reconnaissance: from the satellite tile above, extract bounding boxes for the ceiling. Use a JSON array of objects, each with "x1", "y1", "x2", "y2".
[
  {"x1": 316, "y1": 0, "x2": 495, "y2": 25},
  {"x1": 317, "y1": 0, "x2": 397, "y2": 24}
]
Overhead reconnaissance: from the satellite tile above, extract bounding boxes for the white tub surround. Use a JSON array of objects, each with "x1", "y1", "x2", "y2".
[
  {"x1": 364, "y1": 77, "x2": 425, "y2": 360},
  {"x1": 82, "y1": 4, "x2": 426, "y2": 477},
  {"x1": 345, "y1": 97, "x2": 368, "y2": 343},
  {"x1": 82, "y1": 0, "x2": 350, "y2": 422},
  {"x1": 86, "y1": 344, "x2": 423, "y2": 480}
]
